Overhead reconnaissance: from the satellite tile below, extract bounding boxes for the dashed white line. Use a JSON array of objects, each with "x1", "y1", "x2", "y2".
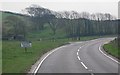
[
  {"x1": 81, "y1": 62, "x2": 88, "y2": 69},
  {"x1": 77, "y1": 46, "x2": 88, "y2": 69},
  {"x1": 99, "y1": 45, "x2": 120, "y2": 64},
  {"x1": 77, "y1": 56, "x2": 81, "y2": 60},
  {"x1": 76, "y1": 39, "x2": 119, "y2": 73},
  {"x1": 79, "y1": 47, "x2": 81, "y2": 49},
  {"x1": 77, "y1": 52, "x2": 79, "y2": 56}
]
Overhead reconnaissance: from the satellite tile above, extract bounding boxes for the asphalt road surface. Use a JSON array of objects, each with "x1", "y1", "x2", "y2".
[{"x1": 36, "y1": 38, "x2": 119, "y2": 74}]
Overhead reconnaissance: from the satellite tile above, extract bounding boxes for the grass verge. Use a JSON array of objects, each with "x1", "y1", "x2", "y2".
[{"x1": 103, "y1": 39, "x2": 119, "y2": 59}]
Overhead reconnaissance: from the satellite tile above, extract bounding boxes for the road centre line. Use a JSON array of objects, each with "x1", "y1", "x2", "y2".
[
  {"x1": 76, "y1": 40, "x2": 102, "y2": 70},
  {"x1": 77, "y1": 52, "x2": 79, "y2": 56},
  {"x1": 77, "y1": 56, "x2": 81, "y2": 60},
  {"x1": 77, "y1": 44, "x2": 89, "y2": 70},
  {"x1": 77, "y1": 40, "x2": 118, "y2": 73},
  {"x1": 81, "y1": 62, "x2": 88, "y2": 69}
]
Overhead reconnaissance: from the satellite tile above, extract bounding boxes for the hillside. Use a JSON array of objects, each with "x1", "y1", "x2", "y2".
[
  {"x1": 1, "y1": 11, "x2": 66, "y2": 40},
  {"x1": 1, "y1": 6, "x2": 118, "y2": 41}
]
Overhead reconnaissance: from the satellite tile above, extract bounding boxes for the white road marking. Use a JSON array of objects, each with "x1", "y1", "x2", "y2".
[
  {"x1": 91, "y1": 73, "x2": 94, "y2": 75},
  {"x1": 33, "y1": 45, "x2": 66, "y2": 75},
  {"x1": 99, "y1": 45, "x2": 120, "y2": 64},
  {"x1": 77, "y1": 56, "x2": 81, "y2": 60},
  {"x1": 79, "y1": 47, "x2": 81, "y2": 49},
  {"x1": 88, "y1": 70, "x2": 94, "y2": 75},
  {"x1": 77, "y1": 39, "x2": 118, "y2": 73},
  {"x1": 77, "y1": 45, "x2": 88, "y2": 69},
  {"x1": 77, "y1": 52, "x2": 79, "y2": 56},
  {"x1": 88, "y1": 69, "x2": 92, "y2": 71},
  {"x1": 81, "y1": 62, "x2": 88, "y2": 69}
]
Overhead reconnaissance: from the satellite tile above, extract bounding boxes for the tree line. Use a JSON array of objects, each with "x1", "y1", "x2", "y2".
[{"x1": 2, "y1": 5, "x2": 118, "y2": 41}]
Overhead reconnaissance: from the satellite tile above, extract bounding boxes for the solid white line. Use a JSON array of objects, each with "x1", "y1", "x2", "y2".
[
  {"x1": 81, "y1": 62, "x2": 88, "y2": 69},
  {"x1": 77, "y1": 52, "x2": 79, "y2": 56},
  {"x1": 99, "y1": 45, "x2": 120, "y2": 64},
  {"x1": 77, "y1": 56, "x2": 81, "y2": 60},
  {"x1": 33, "y1": 46, "x2": 65, "y2": 75}
]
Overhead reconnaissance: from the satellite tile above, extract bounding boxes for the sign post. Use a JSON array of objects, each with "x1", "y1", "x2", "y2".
[{"x1": 21, "y1": 41, "x2": 32, "y2": 52}]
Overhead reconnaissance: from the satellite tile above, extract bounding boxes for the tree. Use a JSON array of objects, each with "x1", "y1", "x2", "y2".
[
  {"x1": 25, "y1": 5, "x2": 54, "y2": 31},
  {"x1": 18, "y1": 5, "x2": 119, "y2": 40},
  {"x1": 80, "y1": 12, "x2": 90, "y2": 19},
  {"x1": 118, "y1": 20, "x2": 120, "y2": 47},
  {"x1": 2, "y1": 16, "x2": 27, "y2": 40},
  {"x1": 49, "y1": 18, "x2": 59, "y2": 40}
]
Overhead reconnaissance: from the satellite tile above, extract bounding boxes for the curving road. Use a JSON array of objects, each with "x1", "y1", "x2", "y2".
[{"x1": 35, "y1": 38, "x2": 119, "y2": 74}]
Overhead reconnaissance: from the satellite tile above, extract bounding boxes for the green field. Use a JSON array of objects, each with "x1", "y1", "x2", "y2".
[
  {"x1": 2, "y1": 40, "x2": 68, "y2": 73},
  {"x1": 103, "y1": 40, "x2": 119, "y2": 59},
  {"x1": 2, "y1": 35, "x2": 103, "y2": 73}
]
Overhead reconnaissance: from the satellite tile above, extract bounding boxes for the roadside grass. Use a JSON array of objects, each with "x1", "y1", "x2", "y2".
[
  {"x1": 103, "y1": 40, "x2": 119, "y2": 59},
  {"x1": 0, "y1": 41, "x2": 2, "y2": 74},
  {"x1": 2, "y1": 40, "x2": 68, "y2": 73},
  {"x1": 2, "y1": 35, "x2": 114, "y2": 73}
]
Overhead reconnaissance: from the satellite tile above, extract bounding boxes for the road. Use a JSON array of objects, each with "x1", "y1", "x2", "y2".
[{"x1": 35, "y1": 38, "x2": 119, "y2": 74}]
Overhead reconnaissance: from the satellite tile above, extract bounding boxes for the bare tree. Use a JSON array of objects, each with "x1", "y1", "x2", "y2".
[
  {"x1": 80, "y1": 12, "x2": 90, "y2": 19},
  {"x1": 25, "y1": 5, "x2": 54, "y2": 30},
  {"x1": 49, "y1": 18, "x2": 60, "y2": 41},
  {"x1": 91, "y1": 14, "x2": 97, "y2": 20},
  {"x1": 25, "y1": 4, "x2": 52, "y2": 17}
]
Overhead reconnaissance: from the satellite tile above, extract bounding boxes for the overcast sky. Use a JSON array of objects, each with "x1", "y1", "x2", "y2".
[{"x1": 0, "y1": 0, "x2": 119, "y2": 18}]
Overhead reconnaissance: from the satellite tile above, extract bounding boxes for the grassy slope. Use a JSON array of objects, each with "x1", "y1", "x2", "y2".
[
  {"x1": 1, "y1": 11, "x2": 24, "y2": 20},
  {"x1": 27, "y1": 24, "x2": 66, "y2": 41},
  {"x1": 1, "y1": 11, "x2": 66, "y2": 40},
  {"x1": 103, "y1": 39, "x2": 119, "y2": 59}
]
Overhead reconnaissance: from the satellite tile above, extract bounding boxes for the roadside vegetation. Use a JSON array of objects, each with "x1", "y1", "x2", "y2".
[{"x1": 103, "y1": 38, "x2": 119, "y2": 59}]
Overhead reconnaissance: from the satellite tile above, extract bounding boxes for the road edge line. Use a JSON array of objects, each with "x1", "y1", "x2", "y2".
[
  {"x1": 99, "y1": 45, "x2": 120, "y2": 64},
  {"x1": 33, "y1": 45, "x2": 66, "y2": 75}
]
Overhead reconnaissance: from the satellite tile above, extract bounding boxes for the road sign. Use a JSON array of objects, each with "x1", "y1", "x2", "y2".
[{"x1": 21, "y1": 41, "x2": 32, "y2": 48}]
